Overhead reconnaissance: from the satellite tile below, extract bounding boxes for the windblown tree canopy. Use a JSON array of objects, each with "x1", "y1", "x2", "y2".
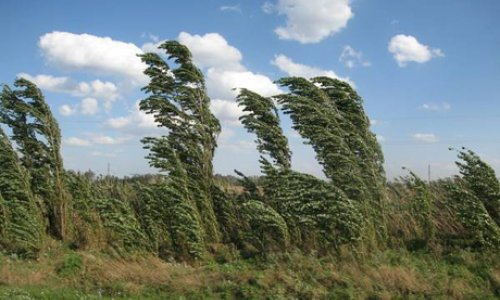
[
  {"x1": 138, "y1": 41, "x2": 222, "y2": 257},
  {"x1": 236, "y1": 88, "x2": 291, "y2": 170},
  {"x1": 236, "y1": 84, "x2": 365, "y2": 252},
  {"x1": 0, "y1": 127, "x2": 44, "y2": 256},
  {"x1": 0, "y1": 78, "x2": 69, "y2": 241},
  {"x1": 454, "y1": 148, "x2": 500, "y2": 227}
]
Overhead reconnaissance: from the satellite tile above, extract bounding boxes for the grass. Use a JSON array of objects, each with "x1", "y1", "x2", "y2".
[{"x1": 0, "y1": 241, "x2": 498, "y2": 299}]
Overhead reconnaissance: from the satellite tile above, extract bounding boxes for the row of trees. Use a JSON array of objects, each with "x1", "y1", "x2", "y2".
[{"x1": 0, "y1": 41, "x2": 498, "y2": 259}]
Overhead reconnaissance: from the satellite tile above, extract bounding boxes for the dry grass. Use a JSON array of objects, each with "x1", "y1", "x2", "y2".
[
  {"x1": 0, "y1": 248, "x2": 497, "y2": 299},
  {"x1": 84, "y1": 255, "x2": 173, "y2": 286},
  {"x1": 0, "y1": 260, "x2": 51, "y2": 286},
  {"x1": 367, "y1": 264, "x2": 431, "y2": 294}
]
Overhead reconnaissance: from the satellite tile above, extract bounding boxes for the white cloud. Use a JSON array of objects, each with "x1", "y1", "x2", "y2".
[
  {"x1": 107, "y1": 116, "x2": 131, "y2": 129},
  {"x1": 81, "y1": 98, "x2": 98, "y2": 115},
  {"x1": 178, "y1": 32, "x2": 244, "y2": 71},
  {"x1": 59, "y1": 104, "x2": 76, "y2": 116},
  {"x1": 376, "y1": 135, "x2": 386, "y2": 142},
  {"x1": 211, "y1": 99, "x2": 244, "y2": 126},
  {"x1": 264, "y1": 0, "x2": 353, "y2": 43},
  {"x1": 65, "y1": 137, "x2": 91, "y2": 147},
  {"x1": 206, "y1": 68, "x2": 282, "y2": 99},
  {"x1": 412, "y1": 133, "x2": 439, "y2": 143},
  {"x1": 89, "y1": 134, "x2": 133, "y2": 145},
  {"x1": 388, "y1": 34, "x2": 444, "y2": 67},
  {"x1": 420, "y1": 102, "x2": 451, "y2": 111},
  {"x1": 105, "y1": 102, "x2": 161, "y2": 135},
  {"x1": 272, "y1": 54, "x2": 351, "y2": 83},
  {"x1": 220, "y1": 4, "x2": 241, "y2": 13},
  {"x1": 65, "y1": 134, "x2": 132, "y2": 147},
  {"x1": 18, "y1": 73, "x2": 119, "y2": 102},
  {"x1": 339, "y1": 45, "x2": 371, "y2": 69},
  {"x1": 39, "y1": 31, "x2": 148, "y2": 84}
]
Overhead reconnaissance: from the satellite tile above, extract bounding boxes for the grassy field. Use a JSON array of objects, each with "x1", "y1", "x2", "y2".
[{"x1": 0, "y1": 240, "x2": 498, "y2": 299}]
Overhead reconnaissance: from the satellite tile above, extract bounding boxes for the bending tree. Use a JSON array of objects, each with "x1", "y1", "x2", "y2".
[
  {"x1": 0, "y1": 79, "x2": 69, "y2": 241},
  {"x1": 454, "y1": 148, "x2": 500, "y2": 226},
  {"x1": 0, "y1": 127, "x2": 44, "y2": 256},
  {"x1": 139, "y1": 41, "x2": 222, "y2": 258},
  {"x1": 236, "y1": 85, "x2": 364, "y2": 252},
  {"x1": 274, "y1": 77, "x2": 387, "y2": 242}
]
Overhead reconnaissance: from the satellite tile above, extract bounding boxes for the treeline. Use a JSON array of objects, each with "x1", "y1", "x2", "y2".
[{"x1": 0, "y1": 41, "x2": 498, "y2": 261}]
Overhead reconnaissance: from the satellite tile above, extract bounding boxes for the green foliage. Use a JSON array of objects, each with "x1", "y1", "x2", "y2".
[
  {"x1": 455, "y1": 148, "x2": 500, "y2": 226},
  {"x1": 0, "y1": 78, "x2": 69, "y2": 241},
  {"x1": 138, "y1": 41, "x2": 222, "y2": 257},
  {"x1": 447, "y1": 182, "x2": 500, "y2": 249},
  {"x1": 56, "y1": 253, "x2": 83, "y2": 276},
  {"x1": 401, "y1": 169, "x2": 435, "y2": 244},
  {"x1": 274, "y1": 77, "x2": 387, "y2": 244},
  {"x1": 236, "y1": 88, "x2": 291, "y2": 169},
  {"x1": 0, "y1": 128, "x2": 44, "y2": 257},
  {"x1": 240, "y1": 200, "x2": 289, "y2": 256},
  {"x1": 261, "y1": 165, "x2": 363, "y2": 252},
  {"x1": 274, "y1": 77, "x2": 368, "y2": 201},
  {"x1": 236, "y1": 76, "x2": 381, "y2": 253}
]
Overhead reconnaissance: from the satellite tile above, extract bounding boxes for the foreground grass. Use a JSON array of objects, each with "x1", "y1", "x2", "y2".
[{"x1": 0, "y1": 243, "x2": 498, "y2": 299}]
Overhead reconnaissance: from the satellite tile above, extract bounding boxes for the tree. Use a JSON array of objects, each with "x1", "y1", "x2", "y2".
[
  {"x1": 274, "y1": 77, "x2": 387, "y2": 243},
  {"x1": 236, "y1": 88, "x2": 291, "y2": 170},
  {"x1": 236, "y1": 83, "x2": 364, "y2": 252},
  {"x1": 0, "y1": 127, "x2": 44, "y2": 256},
  {"x1": 0, "y1": 78, "x2": 69, "y2": 241},
  {"x1": 138, "y1": 41, "x2": 222, "y2": 257},
  {"x1": 454, "y1": 148, "x2": 500, "y2": 226}
]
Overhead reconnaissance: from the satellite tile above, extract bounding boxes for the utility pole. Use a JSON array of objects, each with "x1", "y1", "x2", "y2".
[{"x1": 107, "y1": 161, "x2": 110, "y2": 176}]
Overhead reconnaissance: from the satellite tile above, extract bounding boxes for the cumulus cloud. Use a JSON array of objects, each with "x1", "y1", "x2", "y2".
[
  {"x1": 412, "y1": 133, "x2": 439, "y2": 143},
  {"x1": 81, "y1": 98, "x2": 98, "y2": 115},
  {"x1": 59, "y1": 104, "x2": 76, "y2": 116},
  {"x1": 272, "y1": 54, "x2": 351, "y2": 83},
  {"x1": 39, "y1": 31, "x2": 148, "y2": 84},
  {"x1": 263, "y1": 0, "x2": 353, "y2": 43},
  {"x1": 339, "y1": 45, "x2": 371, "y2": 69},
  {"x1": 178, "y1": 32, "x2": 244, "y2": 71},
  {"x1": 65, "y1": 134, "x2": 133, "y2": 147},
  {"x1": 206, "y1": 68, "x2": 282, "y2": 99},
  {"x1": 210, "y1": 99, "x2": 244, "y2": 126},
  {"x1": 105, "y1": 102, "x2": 162, "y2": 135},
  {"x1": 388, "y1": 34, "x2": 444, "y2": 67},
  {"x1": 420, "y1": 102, "x2": 451, "y2": 111},
  {"x1": 18, "y1": 73, "x2": 119, "y2": 102},
  {"x1": 89, "y1": 134, "x2": 132, "y2": 145},
  {"x1": 65, "y1": 137, "x2": 91, "y2": 147}
]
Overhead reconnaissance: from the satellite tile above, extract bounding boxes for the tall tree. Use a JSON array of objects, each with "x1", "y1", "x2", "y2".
[
  {"x1": 0, "y1": 79, "x2": 69, "y2": 240},
  {"x1": 0, "y1": 127, "x2": 44, "y2": 256},
  {"x1": 138, "y1": 41, "x2": 222, "y2": 256},
  {"x1": 236, "y1": 85, "x2": 364, "y2": 252}
]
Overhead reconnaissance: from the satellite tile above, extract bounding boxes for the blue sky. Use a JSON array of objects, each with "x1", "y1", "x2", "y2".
[{"x1": 1, "y1": 0, "x2": 500, "y2": 179}]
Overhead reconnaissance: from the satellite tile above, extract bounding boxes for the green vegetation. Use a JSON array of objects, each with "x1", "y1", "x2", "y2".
[{"x1": 0, "y1": 40, "x2": 498, "y2": 298}]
